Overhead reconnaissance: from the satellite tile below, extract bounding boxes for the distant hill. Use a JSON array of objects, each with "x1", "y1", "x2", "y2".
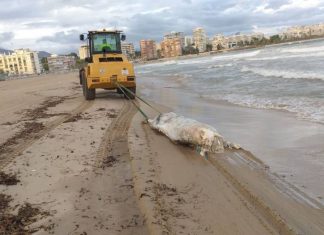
[
  {"x1": 0, "y1": 48, "x2": 13, "y2": 54},
  {"x1": 38, "y1": 51, "x2": 52, "y2": 59}
]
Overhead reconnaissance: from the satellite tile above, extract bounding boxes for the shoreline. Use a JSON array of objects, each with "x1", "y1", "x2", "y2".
[
  {"x1": 135, "y1": 36, "x2": 324, "y2": 65},
  {"x1": 136, "y1": 77, "x2": 324, "y2": 204},
  {"x1": 128, "y1": 101, "x2": 324, "y2": 235},
  {"x1": 201, "y1": 94, "x2": 324, "y2": 126}
]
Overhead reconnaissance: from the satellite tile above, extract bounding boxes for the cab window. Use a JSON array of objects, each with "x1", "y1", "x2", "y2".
[{"x1": 92, "y1": 34, "x2": 121, "y2": 53}]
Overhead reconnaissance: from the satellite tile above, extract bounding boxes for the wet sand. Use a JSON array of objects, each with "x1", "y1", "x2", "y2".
[
  {"x1": 137, "y1": 79, "x2": 324, "y2": 204},
  {"x1": 128, "y1": 103, "x2": 324, "y2": 235}
]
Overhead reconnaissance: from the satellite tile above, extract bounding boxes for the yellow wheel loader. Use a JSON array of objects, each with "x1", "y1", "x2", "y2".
[{"x1": 79, "y1": 29, "x2": 136, "y2": 100}]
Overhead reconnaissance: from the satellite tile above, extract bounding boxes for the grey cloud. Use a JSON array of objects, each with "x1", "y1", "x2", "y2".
[
  {"x1": 0, "y1": 32, "x2": 14, "y2": 42},
  {"x1": 37, "y1": 30, "x2": 80, "y2": 44},
  {"x1": 0, "y1": 0, "x2": 324, "y2": 54},
  {"x1": 23, "y1": 21, "x2": 58, "y2": 28},
  {"x1": 265, "y1": 0, "x2": 290, "y2": 9},
  {"x1": 0, "y1": 32, "x2": 14, "y2": 49}
]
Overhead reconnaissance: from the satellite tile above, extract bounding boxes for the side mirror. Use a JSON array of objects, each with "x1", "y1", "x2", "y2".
[
  {"x1": 121, "y1": 34, "x2": 126, "y2": 41},
  {"x1": 80, "y1": 34, "x2": 85, "y2": 41}
]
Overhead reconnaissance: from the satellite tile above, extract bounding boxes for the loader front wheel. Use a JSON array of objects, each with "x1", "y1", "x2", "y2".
[{"x1": 81, "y1": 72, "x2": 95, "y2": 100}]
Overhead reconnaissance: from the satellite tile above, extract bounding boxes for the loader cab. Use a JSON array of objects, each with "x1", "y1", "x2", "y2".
[{"x1": 80, "y1": 30, "x2": 126, "y2": 62}]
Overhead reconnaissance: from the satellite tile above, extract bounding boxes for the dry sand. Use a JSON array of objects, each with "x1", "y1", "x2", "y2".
[
  {"x1": 0, "y1": 72, "x2": 323, "y2": 234},
  {"x1": 0, "y1": 73, "x2": 147, "y2": 234}
]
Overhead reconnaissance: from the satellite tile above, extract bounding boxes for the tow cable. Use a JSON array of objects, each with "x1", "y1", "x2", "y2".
[{"x1": 115, "y1": 83, "x2": 161, "y2": 122}]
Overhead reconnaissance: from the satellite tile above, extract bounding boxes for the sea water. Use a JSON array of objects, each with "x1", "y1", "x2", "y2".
[
  {"x1": 136, "y1": 39, "x2": 324, "y2": 204},
  {"x1": 137, "y1": 39, "x2": 324, "y2": 124}
]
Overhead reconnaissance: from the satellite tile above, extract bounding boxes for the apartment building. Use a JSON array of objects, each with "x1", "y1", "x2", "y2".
[
  {"x1": 47, "y1": 55, "x2": 76, "y2": 72},
  {"x1": 309, "y1": 23, "x2": 324, "y2": 36},
  {"x1": 281, "y1": 23, "x2": 324, "y2": 39},
  {"x1": 212, "y1": 32, "x2": 264, "y2": 50},
  {"x1": 248, "y1": 32, "x2": 265, "y2": 40},
  {"x1": 184, "y1": 36, "x2": 193, "y2": 47},
  {"x1": 121, "y1": 42, "x2": 135, "y2": 58},
  {"x1": 140, "y1": 40, "x2": 157, "y2": 60},
  {"x1": 79, "y1": 45, "x2": 89, "y2": 60},
  {"x1": 193, "y1": 27, "x2": 207, "y2": 53},
  {"x1": 212, "y1": 34, "x2": 228, "y2": 50},
  {"x1": 164, "y1": 32, "x2": 185, "y2": 48},
  {"x1": 0, "y1": 49, "x2": 41, "y2": 75},
  {"x1": 161, "y1": 38, "x2": 182, "y2": 58}
]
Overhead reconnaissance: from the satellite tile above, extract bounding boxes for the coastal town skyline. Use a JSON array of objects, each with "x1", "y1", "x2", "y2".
[
  {"x1": 1, "y1": 0, "x2": 324, "y2": 54},
  {"x1": 1, "y1": 21, "x2": 323, "y2": 77}
]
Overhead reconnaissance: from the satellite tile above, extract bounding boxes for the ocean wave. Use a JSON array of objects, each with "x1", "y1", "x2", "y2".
[
  {"x1": 241, "y1": 66, "x2": 324, "y2": 80},
  {"x1": 211, "y1": 50, "x2": 260, "y2": 61},
  {"x1": 207, "y1": 63, "x2": 233, "y2": 69},
  {"x1": 137, "y1": 70, "x2": 154, "y2": 74},
  {"x1": 247, "y1": 51, "x2": 324, "y2": 61},
  {"x1": 138, "y1": 50, "x2": 260, "y2": 69},
  {"x1": 172, "y1": 73, "x2": 193, "y2": 84},
  {"x1": 138, "y1": 60, "x2": 178, "y2": 68},
  {"x1": 205, "y1": 94, "x2": 324, "y2": 124},
  {"x1": 281, "y1": 45, "x2": 324, "y2": 53}
]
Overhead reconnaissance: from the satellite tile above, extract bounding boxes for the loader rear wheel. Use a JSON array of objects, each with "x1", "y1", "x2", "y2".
[
  {"x1": 124, "y1": 87, "x2": 136, "y2": 100},
  {"x1": 81, "y1": 72, "x2": 96, "y2": 100}
]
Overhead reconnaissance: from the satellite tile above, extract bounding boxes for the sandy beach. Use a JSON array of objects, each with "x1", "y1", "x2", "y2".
[{"x1": 0, "y1": 72, "x2": 323, "y2": 234}]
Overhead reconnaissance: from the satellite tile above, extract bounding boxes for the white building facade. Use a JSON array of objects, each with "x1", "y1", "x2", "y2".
[
  {"x1": 193, "y1": 27, "x2": 207, "y2": 53},
  {"x1": 212, "y1": 32, "x2": 265, "y2": 50},
  {"x1": 0, "y1": 49, "x2": 42, "y2": 75},
  {"x1": 121, "y1": 42, "x2": 135, "y2": 58},
  {"x1": 184, "y1": 36, "x2": 193, "y2": 47},
  {"x1": 281, "y1": 23, "x2": 324, "y2": 39},
  {"x1": 79, "y1": 45, "x2": 89, "y2": 60}
]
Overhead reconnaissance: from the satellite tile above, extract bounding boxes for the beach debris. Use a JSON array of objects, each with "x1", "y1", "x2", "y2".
[
  {"x1": 0, "y1": 200, "x2": 51, "y2": 234},
  {"x1": 148, "y1": 112, "x2": 240, "y2": 156},
  {"x1": 0, "y1": 172, "x2": 20, "y2": 185}
]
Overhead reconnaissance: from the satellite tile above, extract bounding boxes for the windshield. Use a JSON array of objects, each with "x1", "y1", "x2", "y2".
[{"x1": 92, "y1": 33, "x2": 121, "y2": 53}]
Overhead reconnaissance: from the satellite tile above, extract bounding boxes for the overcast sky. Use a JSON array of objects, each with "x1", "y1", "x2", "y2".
[{"x1": 0, "y1": 0, "x2": 323, "y2": 54}]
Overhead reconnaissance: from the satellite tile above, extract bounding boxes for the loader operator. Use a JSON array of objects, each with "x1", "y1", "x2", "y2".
[{"x1": 100, "y1": 39, "x2": 112, "y2": 52}]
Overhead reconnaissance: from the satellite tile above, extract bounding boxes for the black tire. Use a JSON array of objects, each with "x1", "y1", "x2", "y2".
[
  {"x1": 124, "y1": 86, "x2": 136, "y2": 100},
  {"x1": 81, "y1": 72, "x2": 95, "y2": 100},
  {"x1": 79, "y1": 69, "x2": 83, "y2": 85},
  {"x1": 116, "y1": 87, "x2": 123, "y2": 94}
]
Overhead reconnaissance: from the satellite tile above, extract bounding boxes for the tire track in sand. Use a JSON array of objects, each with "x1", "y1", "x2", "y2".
[
  {"x1": 86, "y1": 100, "x2": 149, "y2": 234},
  {"x1": 0, "y1": 100, "x2": 94, "y2": 170},
  {"x1": 208, "y1": 151, "x2": 296, "y2": 235}
]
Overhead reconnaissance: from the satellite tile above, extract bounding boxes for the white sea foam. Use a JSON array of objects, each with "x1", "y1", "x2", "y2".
[
  {"x1": 205, "y1": 94, "x2": 324, "y2": 124},
  {"x1": 207, "y1": 63, "x2": 233, "y2": 69},
  {"x1": 137, "y1": 70, "x2": 154, "y2": 74},
  {"x1": 281, "y1": 45, "x2": 324, "y2": 53},
  {"x1": 241, "y1": 66, "x2": 324, "y2": 80},
  {"x1": 172, "y1": 73, "x2": 193, "y2": 84},
  {"x1": 211, "y1": 50, "x2": 260, "y2": 61},
  {"x1": 247, "y1": 51, "x2": 324, "y2": 61},
  {"x1": 139, "y1": 60, "x2": 178, "y2": 68}
]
